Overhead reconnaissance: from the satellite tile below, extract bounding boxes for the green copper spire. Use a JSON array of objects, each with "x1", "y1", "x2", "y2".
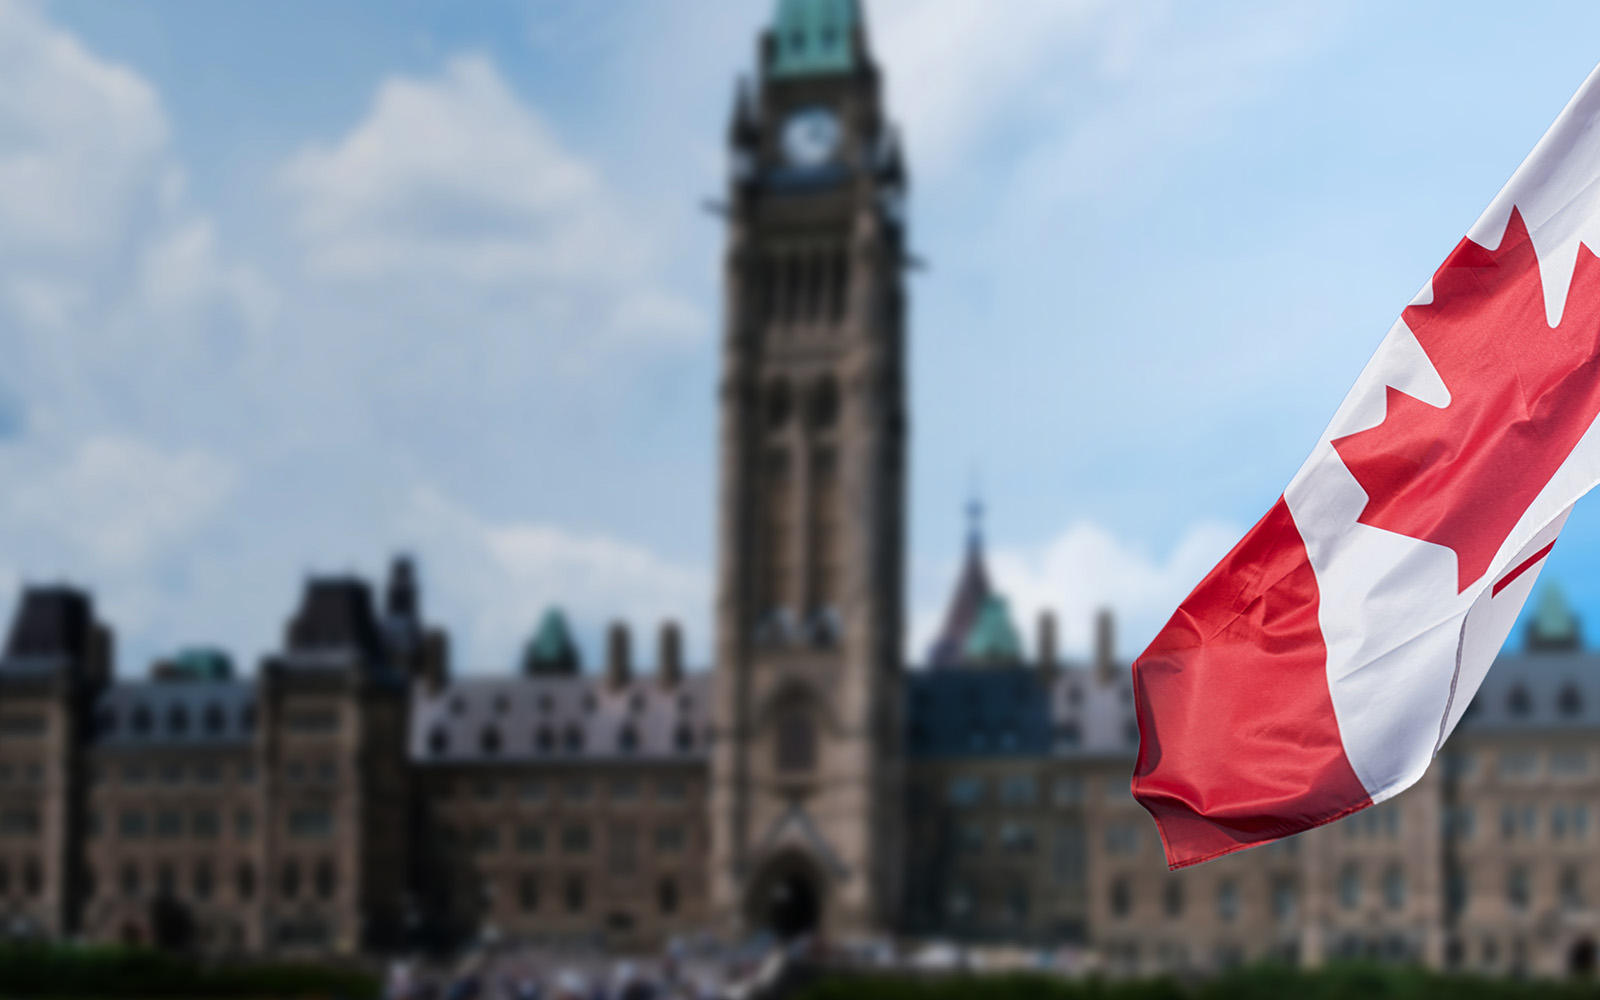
[
  {"x1": 963, "y1": 593, "x2": 1023, "y2": 666},
  {"x1": 1529, "y1": 581, "x2": 1582, "y2": 652},
  {"x1": 770, "y1": 0, "x2": 858, "y2": 78},
  {"x1": 524, "y1": 607, "x2": 581, "y2": 676}
]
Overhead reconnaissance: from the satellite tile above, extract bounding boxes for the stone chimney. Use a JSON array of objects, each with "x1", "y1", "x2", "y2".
[
  {"x1": 421, "y1": 630, "x2": 450, "y2": 694},
  {"x1": 1095, "y1": 608, "x2": 1116, "y2": 685},
  {"x1": 658, "y1": 620, "x2": 683, "y2": 689},
  {"x1": 606, "y1": 622, "x2": 633, "y2": 691},
  {"x1": 1036, "y1": 610, "x2": 1058, "y2": 677}
]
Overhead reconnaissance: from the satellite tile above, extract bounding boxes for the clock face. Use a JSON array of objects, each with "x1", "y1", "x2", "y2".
[{"x1": 782, "y1": 107, "x2": 841, "y2": 169}]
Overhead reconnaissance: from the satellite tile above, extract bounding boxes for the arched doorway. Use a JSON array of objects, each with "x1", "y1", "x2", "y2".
[
  {"x1": 1570, "y1": 938, "x2": 1597, "y2": 976},
  {"x1": 748, "y1": 854, "x2": 824, "y2": 940}
]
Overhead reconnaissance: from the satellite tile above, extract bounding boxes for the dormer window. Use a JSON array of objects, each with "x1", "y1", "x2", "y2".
[
  {"x1": 167, "y1": 704, "x2": 190, "y2": 736},
  {"x1": 203, "y1": 703, "x2": 225, "y2": 735},
  {"x1": 536, "y1": 727, "x2": 554, "y2": 753},
  {"x1": 132, "y1": 705, "x2": 151, "y2": 735},
  {"x1": 480, "y1": 726, "x2": 501, "y2": 755},
  {"x1": 674, "y1": 724, "x2": 694, "y2": 753},
  {"x1": 1559, "y1": 684, "x2": 1584, "y2": 717},
  {"x1": 618, "y1": 725, "x2": 639, "y2": 754},
  {"x1": 240, "y1": 704, "x2": 257, "y2": 732},
  {"x1": 1508, "y1": 685, "x2": 1532, "y2": 717},
  {"x1": 428, "y1": 726, "x2": 449, "y2": 756},
  {"x1": 564, "y1": 725, "x2": 585, "y2": 753}
]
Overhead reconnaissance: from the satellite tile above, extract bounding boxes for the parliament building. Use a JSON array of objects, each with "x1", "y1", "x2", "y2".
[{"x1": 2, "y1": 0, "x2": 1600, "y2": 979}]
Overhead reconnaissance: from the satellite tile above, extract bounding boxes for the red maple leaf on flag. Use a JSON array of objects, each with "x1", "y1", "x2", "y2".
[{"x1": 1332, "y1": 207, "x2": 1600, "y2": 593}]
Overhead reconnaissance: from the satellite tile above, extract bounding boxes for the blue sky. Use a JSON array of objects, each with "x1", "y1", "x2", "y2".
[{"x1": 7, "y1": 0, "x2": 1600, "y2": 674}]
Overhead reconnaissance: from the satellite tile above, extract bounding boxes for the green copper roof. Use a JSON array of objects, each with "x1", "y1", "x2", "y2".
[
  {"x1": 963, "y1": 594, "x2": 1023, "y2": 666},
  {"x1": 770, "y1": 0, "x2": 858, "y2": 78},
  {"x1": 525, "y1": 607, "x2": 580, "y2": 674},
  {"x1": 167, "y1": 647, "x2": 235, "y2": 681},
  {"x1": 1531, "y1": 582, "x2": 1581, "y2": 649}
]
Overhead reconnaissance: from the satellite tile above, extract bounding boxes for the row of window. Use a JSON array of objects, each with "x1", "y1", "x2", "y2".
[
  {"x1": 445, "y1": 690, "x2": 695, "y2": 719},
  {"x1": 427, "y1": 722, "x2": 699, "y2": 758},
  {"x1": 97, "y1": 702, "x2": 254, "y2": 739},
  {"x1": 503, "y1": 872, "x2": 682, "y2": 918},
  {"x1": 944, "y1": 774, "x2": 1130, "y2": 809},
  {"x1": 1441, "y1": 801, "x2": 1596, "y2": 842},
  {"x1": 93, "y1": 808, "x2": 256, "y2": 841},
  {"x1": 89, "y1": 858, "x2": 334, "y2": 904},
  {"x1": 0, "y1": 760, "x2": 45, "y2": 784},
  {"x1": 438, "y1": 823, "x2": 691, "y2": 865},
  {"x1": 1109, "y1": 875, "x2": 1299, "y2": 923},
  {"x1": 1446, "y1": 863, "x2": 1589, "y2": 914},
  {"x1": 91, "y1": 760, "x2": 254, "y2": 787},
  {"x1": 438, "y1": 776, "x2": 691, "y2": 805}
]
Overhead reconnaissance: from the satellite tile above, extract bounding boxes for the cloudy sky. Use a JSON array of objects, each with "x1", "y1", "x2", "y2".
[{"x1": 7, "y1": 0, "x2": 1600, "y2": 675}]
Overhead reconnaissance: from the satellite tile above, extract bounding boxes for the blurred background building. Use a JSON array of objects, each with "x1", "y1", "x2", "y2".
[{"x1": 0, "y1": 0, "x2": 1596, "y2": 980}]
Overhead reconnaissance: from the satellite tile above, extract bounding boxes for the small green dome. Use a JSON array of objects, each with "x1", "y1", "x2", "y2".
[
  {"x1": 1529, "y1": 582, "x2": 1582, "y2": 651},
  {"x1": 963, "y1": 594, "x2": 1023, "y2": 666},
  {"x1": 770, "y1": 0, "x2": 858, "y2": 78},
  {"x1": 160, "y1": 647, "x2": 235, "y2": 682},
  {"x1": 524, "y1": 607, "x2": 581, "y2": 676}
]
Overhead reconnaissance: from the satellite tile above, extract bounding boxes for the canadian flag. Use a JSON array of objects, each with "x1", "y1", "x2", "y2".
[{"x1": 1132, "y1": 64, "x2": 1600, "y2": 869}]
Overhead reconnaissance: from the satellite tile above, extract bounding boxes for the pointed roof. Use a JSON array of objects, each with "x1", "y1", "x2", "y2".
[
  {"x1": 963, "y1": 594, "x2": 1023, "y2": 666},
  {"x1": 1529, "y1": 582, "x2": 1582, "y2": 652},
  {"x1": 769, "y1": 0, "x2": 859, "y2": 78},
  {"x1": 524, "y1": 607, "x2": 581, "y2": 676},
  {"x1": 928, "y1": 499, "x2": 992, "y2": 668}
]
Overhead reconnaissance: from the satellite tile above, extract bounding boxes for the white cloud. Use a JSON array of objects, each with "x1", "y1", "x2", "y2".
[
  {"x1": 0, "y1": 434, "x2": 235, "y2": 572},
  {"x1": 914, "y1": 518, "x2": 1243, "y2": 665},
  {"x1": 398, "y1": 488, "x2": 709, "y2": 673},
  {"x1": 281, "y1": 53, "x2": 699, "y2": 349}
]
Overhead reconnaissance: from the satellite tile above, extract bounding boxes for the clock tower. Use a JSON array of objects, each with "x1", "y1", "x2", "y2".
[{"x1": 709, "y1": 0, "x2": 909, "y2": 939}]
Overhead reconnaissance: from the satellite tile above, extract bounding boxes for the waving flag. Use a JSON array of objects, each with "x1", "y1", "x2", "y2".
[{"x1": 1132, "y1": 62, "x2": 1600, "y2": 869}]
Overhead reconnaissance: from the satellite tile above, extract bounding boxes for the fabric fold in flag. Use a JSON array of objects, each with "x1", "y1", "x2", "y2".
[{"x1": 1133, "y1": 58, "x2": 1600, "y2": 869}]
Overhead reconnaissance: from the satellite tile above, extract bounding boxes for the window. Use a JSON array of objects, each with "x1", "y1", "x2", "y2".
[
  {"x1": 1562, "y1": 867, "x2": 1584, "y2": 911},
  {"x1": 520, "y1": 780, "x2": 546, "y2": 802},
  {"x1": 1552, "y1": 749, "x2": 1589, "y2": 777},
  {"x1": 1055, "y1": 722, "x2": 1081, "y2": 749},
  {"x1": 565, "y1": 875, "x2": 586, "y2": 913},
  {"x1": 1272, "y1": 877, "x2": 1298, "y2": 921},
  {"x1": 1110, "y1": 878, "x2": 1130, "y2": 919},
  {"x1": 237, "y1": 862, "x2": 256, "y2": 901},
  {"x1": 611, "y1": 779, "x2": 639, "y2": 802},
  {"x1": 609, "y1": 826, "x2": 638, "y2": 877},
  {"x1": 1559, "y1": 683, "x2": 1584, "y2": 717},
  {"x1": 517, "y1": 827, "x2": 546, "y2": 854},
  {"x1": 563, "y1": 724, "x2": 585, "y2": 753},
  {"x1": 1218, "y1": 879, "x2": 1239, "y2": 921},
  {"x1": 947, "y1": 777, "x2": 984, "y2": 807},
  {"x1": 1164, "y1": 880, "x2": 1185, "y2": 918},
  {"x1": 161, "y1": 763, "x2": 184, "y2": 786},
  {"x1": 167, "y1": 704, "x2": 189, "y2": 735},
  {"x1": 519, "y1": 874, "x2": 538, "y2": 913},
  {"x1": 428, "y1": 727, "x2": 449, "y2": 756},
  {"x1": 1053, "y1": 825, "x2": 1086, "y2": 888},
  {"x1": 658, "y1": 778, "x2": 688, "y2": 801},
  {"x1": 203, "y1": 703, "x2": 226, "y2": 735},
  {"x1": 1105, "y1": 824, "x2": 1140, "y2": 856},
  {"x1": 236, "y1": 810, "x2": 255, "y2": 840},
  {"x1": 1508, "y1": 866, "x2": 1530, "y2": 910},
  {"x1": 1339, "y1": 864, "x2": 1361, "y2": 910},
  {"x1": 562, "y1": 826, "x2": 592, "y2": 854},
  {"x1": 1383, "y1": 865, "x2": 1406, "y2": 911},
  {"x1": 280, "y1": 861, "x2": 300, "y2": 900},
  {"x1": 196, "y1": 762, "x2": 221, "y2": 785},
  {"x1": 474, "y1": 779, "x2": 498, "y2": 802},
  {"x1": 617, "y1": 725, "x2": 639, "y2": 754},
  {"x1": 655, "y1": 825, "x2": 686, "y2": 853},
  {"x1": 674, "y1": 724, "x2": 695, "y2": 752},
  {"x1": 156, "y1": 810, "x2": 183, "y2": 839},
  {"x1": 192, "y1": 810, "x2": 221, "y2": 840},
  {"x1": 314, "y1": 859, "x2": 337, "y2": 900},
  {"x1": 775, "y1": 705, "x2": 816, "y2": 772},
  {"x1": 285, "y1": 709, "x2": 338, "y2": 733},
  {"x1": 471, "y1": 827, "x2": 499, "y2": 853},
  {"x1": 957, "y1": 823, "x2": 984, "y2": 855},
  {"x1": 999, "y1": 823, "x2": 1036, "y2": 855},
  {"x1": 288, "y1": 808, "x2": 334, "y2": 838},
  {"x1": 1052, "y1": 777, "x2": 1083, "y2": 806},
  {"x1": 0, "y1": 809, "x2": 39, "y2": 837},
  {"x1": 535, "y1": 727, "x2": 554, "y2": 753},
  {"x1": 1507, "y1": 685, "x2": 1532, "y2": 716},
  {"x1": 119, "y1": 809, "x2": 146, "y2": 839},
  {"x1": 132, "y1": 705, "x2": 152, "y2": 734},
  {"x1": 565, "y1": 780, "x2": 591, "y2": 803},
  {"x1": 121, "y1": 863, "x2": 140, "y2": 898},
  {"x1": 999, "y1": 775, "x2": 1037, "y2": 806},
  {"x1": 122, "y1": 763, "x2": 147, "y2": 786},
  {"x1": 480, "y1": 726, "x2": 502, "y2": 755},
  {"x1": 194, "y1": 863, "x2": 214, "y2": 901},
  {"x1": 1499, "y1": 751, "x2": 1540, "y2": 780},
  {"x1": 658, "y1": 877, "x2": 679, "y2": 915}
]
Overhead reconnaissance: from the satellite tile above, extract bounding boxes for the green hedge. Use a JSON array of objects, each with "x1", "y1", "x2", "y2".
[
  {"x1": 0, "y1": 944, "x2": 379, "y2": 999},
  {"x1": 796, "y1": 964, "x2": 1600, "y2": 1000}
]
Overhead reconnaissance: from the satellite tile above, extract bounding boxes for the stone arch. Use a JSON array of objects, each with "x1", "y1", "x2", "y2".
[{"x1": 745, "y1": 849, "x2": 826, "y2": 941}]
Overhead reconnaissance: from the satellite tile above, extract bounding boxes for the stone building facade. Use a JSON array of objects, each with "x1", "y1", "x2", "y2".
[{"x1": 2, "y1": 0, "x2": 1600, "y2": 978}]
